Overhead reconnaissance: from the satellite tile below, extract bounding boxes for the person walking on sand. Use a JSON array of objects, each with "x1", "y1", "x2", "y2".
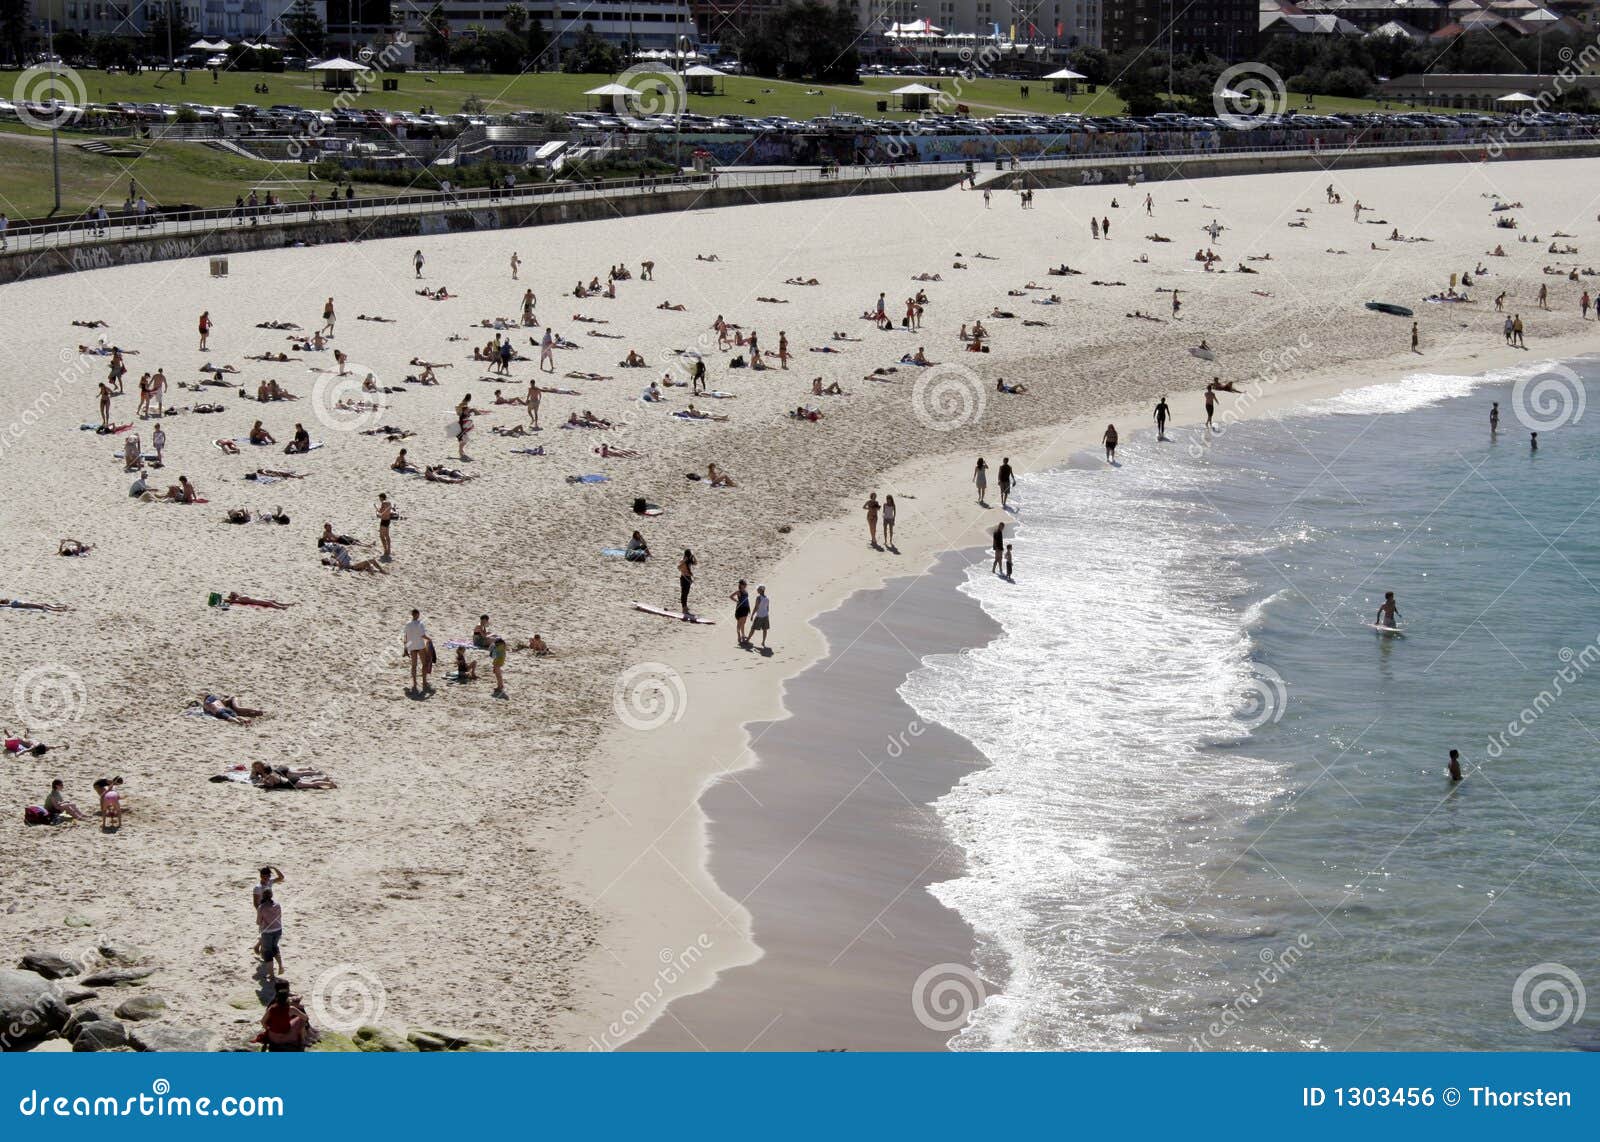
[
  {"x1": 490, "y1": 636, "x2": 508, "y2": 697},
  {"x1": 1512, "y1": 313, "x2": 1525, "y2": 347},
  {"x1": 998, "y1": 457, "x2": 1015, "y2": 509},
  {"x1": 198, "y1": 310, "x2": 212, "y2": 351},
  {"x1": 1091, "y1": 216, "x2": 1099, "y2": 240},
  {"x1": 864, "y1": 492, "x2": 881, "y2": 547},
  {"x1": 252, "y1": 865, "x2": 284, "y2": 956},
  {"x1": 751, "y1": 586, "x2": 771, "y2": 648},
  {"x1": 1154, "y1": 395, "x2": 1170, "y2": 440},
  {"x1": 1102, "y1": 423, "x2": 1119, "y2": 463},
  {"x1": 983, "y1": 188, "x2": 991, "y2": 209},
  {"x1": 1102, "y1": 215, "x2": 1110, "y2": 240},
  {"x1": 730, "y1": 579, "x2": 751, "y2": 645},
  {"x1": 540, "y1": 327, "x2": 555, "y2": 373},
  {"x1": 1448, "y1": 749, "x2": 1464, "y2": 782},
  {"x1": 320, "y1": 297, "x2": 336, "y2": 337},
  {"x1": 1410, "y1": 321, "x2": 1419, "y2": 353},
  {"x1": 991, "y1": 521, "x2": 1005, "y2": 573},
  {"x1": 1583, "y1": 290, "x2": 1592, "y2": 319},
  {"x1": 510, "y1": 251, "x2": 521, "y2": 280},
  {"x1": 882, "y1": 494, "x2": 897, "y2": 548},
  {"x1": 403, "y1": 608, "x2": 430, "y2": 694},
  {"x1": 677, "y1": 550, "x2": 697, "y2": 618},
  {"x1": 1171, "y1": 289, "x2": 1181, "y2": 318},
  {"x1": 1503, "y1": 314, "x2": 1514, "y2": 345},
  {"x1": 256, "y1": 889, "x2": 284, "y2": 979},
  {"x1": 525, "y1": 377, "x2": 541, "y2": 428},
  {"x1": 1375, "y1": 591, "x2": 1400, "y2": 630},
  {"x1": 973, "y1": 456, "x2": 989, "y2": 504},
  {"x1": 376, "y1": 492, "x2": 394, "y2": 560},
  {"x1": 413, "y1": 250, "x2": 424, "y2": 278},
  {"x1": 1490, "y1": 401, "x2": 1500, "y2": 434},
  {"x1": 1145, "y1": 193, "x2": 1153, "y2": 216},
  {"x1": 97, "y1": 381, "x2": 112, "y2": 430}
]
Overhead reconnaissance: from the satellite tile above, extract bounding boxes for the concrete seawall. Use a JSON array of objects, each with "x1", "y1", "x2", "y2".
[{"x1": 0, "y1": 142, "x2": 1588, "y2": 285}]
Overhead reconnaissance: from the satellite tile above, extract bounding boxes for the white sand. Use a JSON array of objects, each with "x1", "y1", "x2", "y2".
[{"x1": 0, "y1": 157, "x2": 1593, "y2": 1049}]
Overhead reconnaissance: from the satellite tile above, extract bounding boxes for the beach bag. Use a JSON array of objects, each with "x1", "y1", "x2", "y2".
[
  {"x1": 24, "y1": 806, "x2": 50, "y2": 826},
  {"x1": 207, "y1": 592, "x2": 223, "y2": 607}
]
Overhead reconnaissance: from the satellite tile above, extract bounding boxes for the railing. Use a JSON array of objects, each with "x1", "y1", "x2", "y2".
[{"x1": 2, "y1": 134, "x2": 1595, "y2": 256}]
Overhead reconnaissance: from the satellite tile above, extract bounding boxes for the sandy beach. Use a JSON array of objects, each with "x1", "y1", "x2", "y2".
[{"x1": 2, "y1": 155, "x2": 1596, "y2": 1050}]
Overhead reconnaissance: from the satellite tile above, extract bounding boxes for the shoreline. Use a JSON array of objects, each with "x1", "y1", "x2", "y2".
[{"x1": 573, "y1": 327, "x2": 1594, "y2": 1049}]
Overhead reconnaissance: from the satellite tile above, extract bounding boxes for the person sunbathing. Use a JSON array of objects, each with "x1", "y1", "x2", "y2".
[
  {"x1": 226, "y1": 592, "x2": 293, "y2": 609},
  {"x1": 596, "y1": 442, "x2": 640, "y2": 458},
  {"x1": 676, "y1": 405, "x2": 724, "y2": 421},
  {"x1": 5, "y1": 734, "x2": 56, "y2": 756},
  {"x1": 996, "y1": 378, "x2": 1028, "y2": 394},
  {"x1": 57, "y1": 539, "x2": 93, "y2": 557},
  {"x1": 247, "y1": 352, "x2": 296, "y2": 363},
  {"x1": 988, "y1": 308, "x2": 1014, "y2": 319},
  {"x1": 249, "y1": 761, "x2": 336, "y2": 789},
  {"x1": 656, "y1": 301, "x2": 687, "y2": 311},
  {"x1": 199, "y1": 693, "x2": 263, "y2": 724},
  {"x1": 424, "y1": 465, "x2": 473, "y2": 483},
  {"x1": 322, "y1": 543, "x2": 387, "y2": 572},
  {"x1": 572, "y1": 313, "x2": 607, "y2": 324},
  {"x1": 492, "y1": 389, "x2": 524, "y2": 406},
  {"x1": 707, "y1": 463, "x2": 737, "y2": 488},
  {"x1": 573, "y1": 410, "x2": 613, "y2": 428},
  {"x1": 791, "y1": 406, "x2": 823, "y2": 421},
  {"x1": 1127, "y1": 310, "x2": 1165, "y2": 322},
  {"x1": 620, "y1": 350, "x2": 647, "y2": 367},
  {"x1": 257, "y1": 320, "x2": 301, "y2": 330},
  {"x1": 415, "y1": 286, "x2": 454, "y2": 299},
  {"x1": 913, "y1": 272, "x2": 943, "y2": 282},
  {"x1": 1207, "y1": 378, "x2": 1241, "y2": 393},
  {"x1": 756, "y1": 297, "x2": 787, "y2": 304},
  {"x1": 831, "y1": 332, "x2": 861, "y2": 342},
  {"x1": 72, "y1": 319, "x2": 109, "y2": 328},
  {"x1": 785, "y1": 277, "x2": 820, "y2": 286},
  {"x1": 695, "y1": 253, "x2": 720, "y2": 262},
  {"x1": 812, "y1": 378, "x2": 846, "y2": 395},
  {"x1": 565, "y1": 371, "x2": 613, "y2": 382},
  {"x1": 2, "y1": 597, "x2": 70, "y2": 612},
  {"x1": 203, "y1": 363, "x2": 240, "y2": 375},
  {"x1": 357, "y1": 314, "x2": 395, "y2": 323},
  {"x1": 1007, "y1": 289, "x2": 1026, "y2": 297},
  {"x1": 163, "y1": 476, "x2": 199, "y2": 503},
  {"x1": 1146, "y1": 234, "x2": 1171, "y2": 242}
]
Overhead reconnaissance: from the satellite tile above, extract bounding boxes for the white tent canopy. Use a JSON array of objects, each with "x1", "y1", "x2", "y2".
[
  {"x1": 584, "y1": 83, "x2": 639, "y2": 97},
  {"x1": 1043, "y1": 67, "x2": 1087, "y2": 80},
  {"x1": 309, "y1": 57, "x2": 367, "y2": 71},
  {"x1": 887, "y1": 19, "x2": 944, "y2": 35},
  {"x1": 890, "y1": 83, "x2": 943, "y2": 95},
  {"x1": 683, "y1": 65, "x2": 726, "y2": 77},
  {"x1": 1496, "y1": 91, "x2": 1539, "y2": 102}
]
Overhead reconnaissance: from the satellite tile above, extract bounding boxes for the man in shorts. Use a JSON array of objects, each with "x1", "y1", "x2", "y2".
[{"x1": 403, "y1": 609, "x2": 430, "y2": 693}]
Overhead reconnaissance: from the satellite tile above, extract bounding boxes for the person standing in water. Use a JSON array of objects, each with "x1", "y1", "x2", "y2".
[
  {"x1": 991, "y1": 521, "x2": 1005, "y2": 573},
  {"x1": 1375, "y1": 591, "x2": 1401, "y2": 629},
  {"x1": 997, "y1": 457, "x2": 1015, "y2": 509},
  {"x1": 1448, "y1": 749, "x2": 1464, "y2": 782},
  {"x1": 1102, "y1": 424, "x2": 1118, "y2": 462},
  {"x1": 1154, "y1": 396, "x2": 1170, "y2": 440},
  {"x1": 1531, "y1": 431, "x2": 1538, "y2": 451},
  {"x1": 1204, "y1": 387, "x2": 1216, "y2": 431},
  {"x1": 1004, "y1": 543, "x2": 1014, "y2": 580},
  {"x1": 973, "y1": 457, "x2": 988, "y2": 504},
  {"x1": 1490, "y1": 402, "x2": 1499, "y2": 434}
]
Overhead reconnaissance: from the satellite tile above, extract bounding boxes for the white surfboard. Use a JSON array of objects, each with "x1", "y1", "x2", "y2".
[
  {"x1": 1189, "y1": 346, "x2": 1216, "y2": 361},
  {"x1": 633, "y1": 601, "x2": 716, "y2": 625},
  {"x1": 1369, "y1": 623, "x2": 1405, "y2": 636}
]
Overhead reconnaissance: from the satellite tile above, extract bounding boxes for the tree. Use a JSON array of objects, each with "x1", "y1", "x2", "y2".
[
  {"x1": 0, "y1": 0, "x2": 30, "y2": 68},
  {"x1": 144, "y1": 5, "x2": 197, "y2": 66},
  {"x1": 504, "y1": 2, "x2": 526, "y2": 37},
  {"x1": 282, "y1": 0, "x2": 326, "y2": 58},
  {"x1": 561, "y1": 23, "x2": 620, "y2": 74},
  {"x1": 525, "y1": 17, "x2": 549, "y2": 69},
  {"x1": 1108, "y1": 48, "x2": 1164, "y2": 116},
  {"x1": 738, "y1": 0, "x2": 859, "y2": 83},
  {"x1": 422, "y1": 3, "x2": 451, "y2": 67}
]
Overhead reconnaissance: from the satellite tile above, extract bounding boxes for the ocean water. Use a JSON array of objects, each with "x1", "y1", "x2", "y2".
[{"x1": 903, "y1": 358, "x2": 1600, "y2": 1051}]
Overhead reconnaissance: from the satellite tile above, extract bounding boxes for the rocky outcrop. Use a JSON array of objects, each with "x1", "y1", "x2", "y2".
[{"x1": 0, "y1": 970, "x2": 70, "y2": 1048}]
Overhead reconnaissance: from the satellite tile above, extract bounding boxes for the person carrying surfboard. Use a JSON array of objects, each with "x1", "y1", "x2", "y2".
[{"x1": 1375, "y1": 592, "x2": 1401, "y2": 630}]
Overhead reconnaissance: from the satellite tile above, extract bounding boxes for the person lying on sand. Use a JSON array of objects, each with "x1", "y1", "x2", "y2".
[
  {"x1": 696, "y1": 253, "x2": 720, "y2": 262},
  {"x1": 1127, "y1": 310, "x2": 1166, "y2": 322},
  {"x1": 996, "y1": 378, "x2": 1029, "y2": 395},
  {"x1": 656, "y1": 301, "x2": 688, "y2": 311},
  {"x1": 2, "y1": 597, "x2": 70, "y2": 612},
  {"x1": 1207, "y1": 378, "x2": 1241, "y2": 393},
  {"x1": 424, "y1": 465, "x2": 474, "y2": 483},
  {"x1": 790, "y1": 406, "x2": 823, "y2": 421},
  {"x1": 322, "y1": 543, "x2": 387, "y2": 572},
  {"x1": 249, "y1": 761, "x2": 335, "y2": 789},
  {"x1": 831, "y1": 332, "x2": 861, "y2": 342},
  {"x1": 356, "y1": 314, "x2": 395, "y2": 323},
  {"x1": 492, "y1": 389, "x2": 524, "y2": 406},
  {"x1": 57, "y1": 539, "x2": 92, "y2": 557},
  {"x1": 257, "y1": 321, "x2": 300, "y2": 330},
  {"x1": 415, "y1": 286, "x2": 454, "y2": 300},
  {"x1": 988, "y1": 309, "x2": 1015, "y2": 319},
  {"x1": 73, "y1": 320, "x2": 109, "y2": 329},
  {"x1": 566, "y1": 371, "x2": 613, "y2": 382},
  {"x1": 319, "y1": 523, "x2": 361, "y2": 548},
  {"x1": 675, "y1": 405, "x2": 727, "y2": 422},
  {"x1": 247, "y1": 468, "x2": 306, "y2": 481},
  {"x1": 785, "y1": 277, "x2": 820, "y2": 286},
  {"x1": 5, "y1": 734, "x2": 59, "y2": 756},
  {"x1": 197, "y1": 693, "x2": 263, "y2": 724},
  {"x1": 596, "y1": 442, "x2": 640, "y2": 458},
  {"x1": 247, "y1": 352, "x2": 297, "y2": 363},
  {"x1": 1022, "y1": 320, "x2": 1051, "y2": 328},
  {"x1": 226, "y1": 592, "x2": 294, "y2": 609},
  {"x1": 756, "y1": 297, "x2": 787, "y2": 304},
  {"x1": 812, "y1": 378, "x2": 847, "y2": 396},
  {"x1": 1146, "y1": 234, "x2": 1171, "y2": 242}
]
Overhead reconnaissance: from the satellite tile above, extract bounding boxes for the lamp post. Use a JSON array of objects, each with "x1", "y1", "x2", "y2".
[{"x1": 46, "y1": 20, "x2": 62, "y2": 216}]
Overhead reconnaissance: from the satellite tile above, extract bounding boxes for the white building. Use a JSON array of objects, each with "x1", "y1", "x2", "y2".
[
  {"x1": 858, "y1": 0, "x2": 1101, "y2": 45},
  {"x1": 396, "y1": 1, "x2": 697, "y2": 49},
  {"x1": 34, "y1": 0, "x2": 308, "y2": 41}
]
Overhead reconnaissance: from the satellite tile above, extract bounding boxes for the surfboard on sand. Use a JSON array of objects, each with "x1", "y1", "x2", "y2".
[
  {"x1": 1365, "y1": 301, "x2": 1414, "y2": 317},
  {"x1": 1369, "y1": 623, "x2": 1405, "y2": 636},
  {"x1": 1188, "y1": 346, "x2": 1216, "y2": 361},
  {"x1": 633, "y1": 601, "x2": 715, "y2": 624}
]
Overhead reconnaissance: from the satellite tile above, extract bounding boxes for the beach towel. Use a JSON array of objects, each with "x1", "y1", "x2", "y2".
[
  {"x1": 209, "y1": 767, "x2": 253, "y2": 784},
  {"x1": 565, "y1": 474, "x2": 609, "y2": 484},
  {"x1": 601, "y1": 547, "x2": 628, "y2": 558},
  {"x1": 443, "y1": 638, "x2": 479, "y2": 651}
]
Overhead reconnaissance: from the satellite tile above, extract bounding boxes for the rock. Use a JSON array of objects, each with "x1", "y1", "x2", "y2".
[
  {"x1": 96, "y1": 943, "x2": 141, "y2": 965},
  {"x1": 309, "y1": 1030, "x2": 359, "y2": 1052},
  {"x1": 353, "y1": 1025, "x2": 414, "y2": 1053},
  {"x1": 406, "y1": 1031, "x2": 447, "y2": 1051},
  {"x1": 417, "y1": 1027, "x2": 498, "y2": 1049},
  {"x1": 0, "y1": 969, "x2": 70, "y2": 1046},
  {"x1": 73, "y1": 1021, "x2": 130, "y2": 1052},
  {"x1": 63, "y1": 1007, "x2": 109, "y2": 1041},
  {"x1": 79, "y1": 967, "x2": 155, "y2": 988},
  {"x1": 55, "y1": 985, "x2": 98, "y2": 1005},
  {"x1": 63, "y1": 915, "x2": 92, "y2": 928},
  {"x1": 115, "y1": 996, "x2": 166, "y2": 1022},
  {"x1": 128, "y1": 1025, "x2": 220, "y2": 1053},
  {"x1": 19, "y1": 952, "x2": 79, "y2": 979},
  {"x1": 455, "y1": 1044, "x2": 496, "y2": 1052},
  {"x1": 30, "y1": 1038, "x2": 74, "y2": 1052}
]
